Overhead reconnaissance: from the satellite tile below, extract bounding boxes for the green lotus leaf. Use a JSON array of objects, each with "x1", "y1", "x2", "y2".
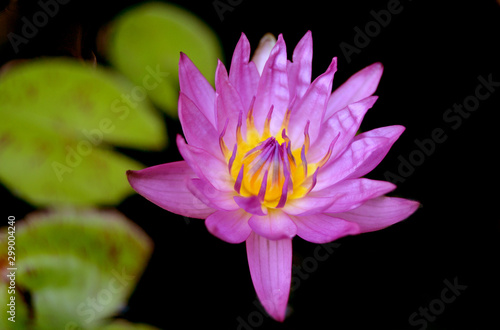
[
  {"x1": 105, "y1": 2, "x2": 223, "y2": 117},
  {"x1": 0, "y1": 281, "x2": 29, "y2": 330},
  {"x1": 0, "y1": 209, "x2": 153, "y2": 329},
  {"x1": 99, "y1": 319, "x2": 159, "y2": 329},
  {"x1": 0, "y1": 58, "x2": 167, "y2": 206}
]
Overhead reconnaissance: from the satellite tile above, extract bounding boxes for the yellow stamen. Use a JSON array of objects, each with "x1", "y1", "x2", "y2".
[{"x1": 226, "y1": 112, "x2": 332, "y2": 210}]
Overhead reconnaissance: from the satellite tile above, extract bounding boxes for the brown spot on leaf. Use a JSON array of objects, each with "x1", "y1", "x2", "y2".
[{"x1": 0, "y1": 133, "x2": 12, "y2": 148}]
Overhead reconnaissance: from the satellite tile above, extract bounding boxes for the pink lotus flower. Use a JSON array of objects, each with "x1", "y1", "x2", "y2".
[{"x1": 127, "y1": 31, "x2": 419, "y2": 322}]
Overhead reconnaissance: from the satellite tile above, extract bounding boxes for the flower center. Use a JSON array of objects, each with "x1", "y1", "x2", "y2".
[
  {"x1": 239, "y1": 136, "x2": 292, "y2": 203},
  {"x1": 220, "y1": 106, "x2": 332, "y2": 209}
]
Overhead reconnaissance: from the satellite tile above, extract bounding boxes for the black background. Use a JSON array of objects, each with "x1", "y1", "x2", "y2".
[{"x1": 2, "y1": 0, "x2": 499, "y2": 329}]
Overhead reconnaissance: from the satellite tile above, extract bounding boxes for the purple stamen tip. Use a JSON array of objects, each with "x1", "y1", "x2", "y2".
[{"x1": 234, "y1": 164, "x2": 244, "y2": 194}]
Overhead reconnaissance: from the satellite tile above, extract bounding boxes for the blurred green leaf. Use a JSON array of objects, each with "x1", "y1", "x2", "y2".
[
  {"x1": 0, "y1": 209, "x2": 153, "y2": 329},
  {"x1": 100, "y1": 319, "x2": 159, "y2": 329},
  {"x1": 105, "y1": 2, "x2": 223, "y2": 117},
  {"x1": 0, "y1": 58, "x2": 167, "y2": 206},
  {"x1": 0, "y1": 281, "x2": 29, "y2": 330}
]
